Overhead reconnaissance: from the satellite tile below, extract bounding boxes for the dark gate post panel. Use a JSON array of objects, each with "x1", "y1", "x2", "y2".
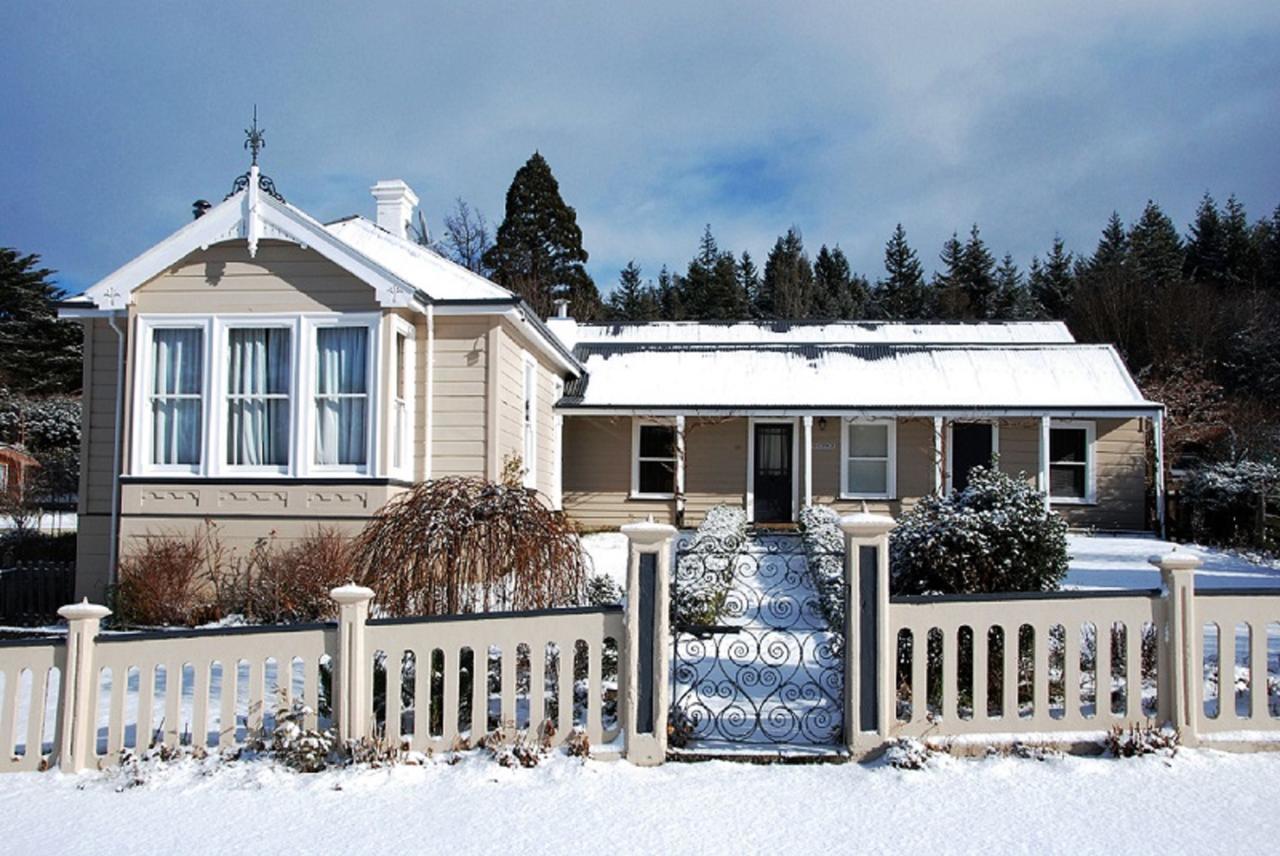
[
  {"x1": 620, "y1": 519, "x2": 677, "y2": 766},
  {"x1": 839, "y1": 509, "x2": 896, "y2": 756}
]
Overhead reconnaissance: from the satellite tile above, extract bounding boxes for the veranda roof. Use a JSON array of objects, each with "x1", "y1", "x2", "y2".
[{"x1": 558, "y1": 342, "x2": 1157, "y2": 414}]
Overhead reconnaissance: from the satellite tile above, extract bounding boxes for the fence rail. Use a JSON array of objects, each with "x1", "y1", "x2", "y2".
[{"x1": 0, "y1": 561, "x2": 74, "y2": 626}]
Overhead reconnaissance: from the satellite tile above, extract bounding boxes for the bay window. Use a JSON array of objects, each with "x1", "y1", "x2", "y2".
[
  {"x1": 1049, "y1": 421, "x2": 1095, "y2": 503},
  {"x1": 842, "y1": 418, "x2": 896, "y2": 499},
  {"x1": 149, "y1": 327, "x2": 205, "y2": 468},
  {"x1": 314, "y1": 326, "x2": 370, "y2": 467},
  {"x1": 226, "y1": 327, "x2": 291, "y2": 468}
]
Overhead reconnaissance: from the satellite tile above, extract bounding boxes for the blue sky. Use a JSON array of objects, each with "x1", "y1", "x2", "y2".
[{"x1": 3, "y1": 1, "x2": 1278, "y2": 296}]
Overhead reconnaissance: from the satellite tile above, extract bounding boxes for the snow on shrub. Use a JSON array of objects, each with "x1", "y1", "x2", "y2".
[
  {"x1": 890, "y1": 464, "x2": 1068, "y2": 595},
  {"x1": 672, "y1": 504, "x2": 747, "y2": 626},
  {"x1": 883, "y1": 737, "x2": 938, "y2": 770},
  {"x1": 1105, "y1": 723, "x2": 1179, "y2": 759},
  {"x1": 1180, "y1": 460, "x2": 1278, "y2": 548},
  {"x1": 799, "y1": 504, "x2": 845, "y2": 634}
]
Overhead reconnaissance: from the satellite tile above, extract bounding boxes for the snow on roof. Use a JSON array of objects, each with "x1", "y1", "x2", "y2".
[
  {"x1": 571, "y1": 320, "x2": 1075, "y2": 345},
  {"x1": 560, "y1": 343, "x2": 1154, "y2": 411},
  {"x1": 325, "y1": 217, "x2": 512, "y2": 302}
]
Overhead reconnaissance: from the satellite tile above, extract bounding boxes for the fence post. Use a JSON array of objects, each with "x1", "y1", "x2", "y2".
[
  {"x1": 1151, "y1": 549, "x2": 1201, "y2": 745},
  {"x1": 839, "y1": 509, "x2": 896, "y2": 756},
  {"x1": 330, "y1": 583, "x2": 375, "y2": 744},
  {"x1": 57, "y1": 599, "x2": 111, "y2": 772},
  {"x1": 620, "y1": 518, "x2": 677, "y2": 766}
]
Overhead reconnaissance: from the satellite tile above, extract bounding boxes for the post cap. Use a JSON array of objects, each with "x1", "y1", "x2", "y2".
[
  {"x1": 1147, "y1": 547, "x2": 1202, "y2": 573},
  {"x1": 330, "y1": 583, "x2": 376, "y2": 605},
  {"x1": 58, "y1": 598, "x2": 112, "y2": 622},
  {"x1": 838, "y1": 508, "x2": 897, "y2": 537},
  {"x1": 621, "y1": 517, "x2": 678, "y2": 547}
]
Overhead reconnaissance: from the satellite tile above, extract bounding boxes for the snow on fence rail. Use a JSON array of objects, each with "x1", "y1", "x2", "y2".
[{"x1": 0, "y1": 589, "x2": 626, "y2": 773}]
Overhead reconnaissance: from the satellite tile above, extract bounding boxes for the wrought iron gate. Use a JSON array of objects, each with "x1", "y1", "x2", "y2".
[{"x1": 670, "y1": 533, "x2": 845, "y2": 751}]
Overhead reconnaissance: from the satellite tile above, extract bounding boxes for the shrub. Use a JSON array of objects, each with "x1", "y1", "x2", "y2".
[
  {"x1": 1105, "y1": 722, "x2": 1179, "y2": 758},
  {"x1": 883, "y1": 737, "x2": 938, "y2": 770},
  {"x1": 350, "y1": 476, "x2": 587, "y2": 616},
  {"x1": 798, "y1": 504, "x2": 845, "y2": 634},
  {"x1": 217, "y1": 528, "x2": 354, "y2": 624},
  {"x1": 1179, "y1": 460, "x2": 1278, "y2": 548},
  {"x1": 585, "y1": 573, "x2": 622, "y2": 606},
  {"x1": 890, "y1": 465, "x2": 1068, "y2": 595},
  {"x1": 113, "y1": 529, "x2": 221, "y2": 626},
  {"x1": 671, "y1": 504, "x2": 747, "y2": 626}
]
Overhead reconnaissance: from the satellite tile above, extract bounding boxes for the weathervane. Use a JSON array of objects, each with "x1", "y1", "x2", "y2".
[{"x1": 245, "y1": 105, "x2": 266, "y2": 166}]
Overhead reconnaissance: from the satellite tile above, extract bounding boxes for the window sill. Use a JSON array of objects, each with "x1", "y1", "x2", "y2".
[
  {"x1": 630, "y1": 492, "x2": 675, "y2": 501},
  {"x1": 840, "y1": 493, "x2": 896, "y2": 501},
  {"x1": 1050, "y1": 497, "x2": 1097, "y2": 507}
]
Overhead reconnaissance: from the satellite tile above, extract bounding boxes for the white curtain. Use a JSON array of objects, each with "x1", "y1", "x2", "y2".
[
  {"x1": 315, "y1": 327, "x2": 368, "y2": 466},
  {"x1": 151, "y1": 328, "x2": 203, "y2": 465},
  {"x1": 227, "y1": 328, "x2": 291, "y2": 466}
]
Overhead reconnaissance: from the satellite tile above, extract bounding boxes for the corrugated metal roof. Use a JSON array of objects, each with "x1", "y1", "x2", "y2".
[
  {"x1": 570, "y1": 320, "x2": 1075, "y2": 345},
  {"x1": 559, "y1": 342, "x2": 1153, "y2": 410}
]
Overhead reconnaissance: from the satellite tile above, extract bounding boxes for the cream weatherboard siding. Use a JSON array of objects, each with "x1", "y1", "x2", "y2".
[
  {"x1": 493, "y1": 318, "x2": 565, "y2": 500},
  {"x1": 561, "y1": 415, "x2": 1150, "y2": 532},
  {"x1": 75, "y1": 317, "x2": 123, "y2": 600},
  {"x1": 429, "y1": 316, "x2": 492, "y2": 478}
]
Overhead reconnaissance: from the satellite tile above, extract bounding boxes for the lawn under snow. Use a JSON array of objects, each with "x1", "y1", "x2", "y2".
[{"x1": 5, "y1": 749, "x2": 1279, "y2": 855}]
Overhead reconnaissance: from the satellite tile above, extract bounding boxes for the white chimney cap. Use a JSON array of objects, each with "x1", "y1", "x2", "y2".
[{"x1": 370, "y1": 179, "x2": 419, "y2": 241}]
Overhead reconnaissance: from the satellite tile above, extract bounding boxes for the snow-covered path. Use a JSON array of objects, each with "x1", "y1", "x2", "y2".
[{"x1": 5, "y1": 749, "x2": 1278, "y2": 855}]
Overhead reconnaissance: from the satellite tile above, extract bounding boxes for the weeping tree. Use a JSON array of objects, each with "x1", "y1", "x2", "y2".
[{"x1": 351, "y1": 476, "x2": 587, "y2": 616}]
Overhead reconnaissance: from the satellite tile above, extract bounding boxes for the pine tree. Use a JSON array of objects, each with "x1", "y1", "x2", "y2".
[
  {"x1": 933, "y1": 232, "x2": 966, "y2": 319},
  {"x1": 482, "y1": 152, "x2": 601, "y2": 319},
  {"x1": 1184, "y1": 192, "x2": 1228, "y2": 287},
  {"x1": 1128, "y1": 200, "x2": 1184, "y2": 291},
  {"x1": 656, "y1": 265, "x2": 684, "y2": 320},
  {"x1": 678, "y1": 226, "x2": 747, "y2": 319},
  {"x1": 1028, "y1": 236, "x2": 1075, "y2": 320},
  {"x1": 1087, "y1": 212, "x2": 1130, "y2": 274},
  {"x1": 812, "y1": 245, "x2": 867, "y2": 318},
  {"x1": 875, "y1": 224, "x2": 929, "y2": 319},
  {"x1": 606, "y1": 261, "x2": 659, "y2": 321},
  {"x1": 992, "y1": 253, "x2": 1035, "y2": 319},
  {"x1": 1257, "y1": 205, "x2": 1280, "y2": 290},
  {"x1": 1222, "y1": 195, "x2": 1259, "y2": 288},
  {"x1": 959, "y1": 224, "x2": 998, "y2": 319},
  {"x1": 0, "y1": 248, "x2": 82, "y2": 394},
  {"x1": 736, "y1": 252, "x2": 761, "y2": 317},
  {"x1": 759, "y1": 228, "x2": 814, "y2": 319}
]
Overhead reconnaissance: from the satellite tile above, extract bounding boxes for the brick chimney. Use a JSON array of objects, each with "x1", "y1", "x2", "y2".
[{"x1": 370, "y1": 179, "x2": 419, "y2": 240}]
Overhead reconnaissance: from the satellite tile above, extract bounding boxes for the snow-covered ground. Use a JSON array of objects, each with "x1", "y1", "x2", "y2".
[
  {"x1": 3, "y1": 748, "x2": 1278, "y2": 855},
  {"x1": 0, "y1": 510, "x2": 76, "y2": 532},
  {"x1": 582, "y1": 530, "x2": 1280, "y2": 592}
]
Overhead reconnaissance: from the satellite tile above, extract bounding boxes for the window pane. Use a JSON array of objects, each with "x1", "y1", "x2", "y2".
[
  {"x1": 1050, "y1": 464, "x2": 1086, "y2": 499},
  {"x1": 152, "y1": 328, "x2": 203, "y2": 396},
  {"x1": 638, "y1": 460, "x2": 675, "y2": 495},
  {"x1": 848, "y1": 459, "x2": 888, "y2": 495},
  {"x1": 228, "y1": 328, "x2": 290, "y2": 395},
  {"x1": 228, "y1": 398, "x2": 290, "y2": 466},
  {"x1": 848, "y1": 423, "x2": 888, "y2": 457},
  {"x1": 316, "y1": 398, "x2": 367, "y2": 465},
  {"x1": 152, "y1": 399, "x2": 202, "y2": 465},
  {"x1": 639, "y1": 425, "x2": 674, "y2": 458},
  {"x1": 1050, "y1": 428, "x2": 1086, "y2": 464},
  {"x1": 395, "y1": 333, "x2": 407, "y2": 400},
  {"x1": 316, "y1": 327, "x2": 368, "y2": 394}
]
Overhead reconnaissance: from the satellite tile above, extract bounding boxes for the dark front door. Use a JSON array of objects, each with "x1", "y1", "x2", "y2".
[
  {"x1": 753, "y1": 423, "x2": 793, "y2": 523},
  {"x1": 951, "y1": 422, "x2": 994, "y2": 492}
]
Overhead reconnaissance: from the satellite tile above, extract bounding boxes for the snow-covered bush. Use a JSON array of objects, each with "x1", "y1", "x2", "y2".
[
  {"x1": 883, "y1": 737, "x2": 938, "y2": 770},
  {"x1": 0, "y1": 388, "x2": 80, "y2": 453},
  {"x1": 672, "y1": 504, "x2": 747, "y2": 626},
  {"x1": 1180, "y1": 460, "x2": 1278, "y2": 548},
  {"x1": 1105, "y1": 723, "x2": 1179, "y2": 759},
  {"x1": 890, "y1": 465, "x2": 1068, "y2": 595},
  {"x1": 586, "y1": 573, "x2": 622, "y2": 605},
  {"x1": 799, "y1": 504, "x2": 845, "y2": 634},
  {"x1": 264, "y1": 705, "x2": 340, "y2": 772}
]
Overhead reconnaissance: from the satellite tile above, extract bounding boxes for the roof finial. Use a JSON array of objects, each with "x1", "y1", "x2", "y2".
[{"x1": 244, "y1": 105, "x2": 266, "y2": 167}]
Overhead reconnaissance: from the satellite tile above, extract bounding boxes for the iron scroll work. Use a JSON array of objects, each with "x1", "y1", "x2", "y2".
[{"x1": 670, "y1": 533, "x2": 845, "y2": 751}]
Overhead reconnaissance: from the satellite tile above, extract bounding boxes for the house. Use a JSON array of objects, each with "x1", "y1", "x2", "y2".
[
  {"x1": 0, "y1": 444, "x2": 40, "y2": 501},
  {"x1": 59, "y1": 159, "x2": 1166, "y2": 601}
]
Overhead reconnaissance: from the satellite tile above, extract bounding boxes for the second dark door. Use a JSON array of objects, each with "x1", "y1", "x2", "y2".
[{"x1": 753, "y1": 423, "x2": 793, "y2": 523}]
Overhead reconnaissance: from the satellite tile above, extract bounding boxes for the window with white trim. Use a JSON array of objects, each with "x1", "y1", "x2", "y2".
[
  {"x1": 314, "y1": 326, "x2": 370, "y2": 467},
  {"x1": 633, "y1": 420, "x2": 676, "y2": 497},
  {"x1": 1049, "y1": 421, "x2": 1095, "y2": 503},
  {"x1": 225, "y1": 327, "x2": 291, "y2": 469},
  {"x1": 149, "y1": 327, "x2": 205, "y2": 468},
  {"x1": 522, "y1": 354, "x2": 537, "y2": 489},
  {"x1": 392, "y1": 331, "x2": 408, "y2": 472},
  {"x1": 842, "y1": 418, "x2": 896, "y2": 498}
]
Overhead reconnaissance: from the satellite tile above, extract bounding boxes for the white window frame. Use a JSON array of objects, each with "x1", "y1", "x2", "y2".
[
  {"x1": 840, "y1": 417, "x2": 897, "y2": 500},
  {"x1": 944, "y1": 419, "x2": 1001, "y2": 494},
  {"x1": 132, "y1": 312, "x2": 381, "y2": 479},
  {"x1": 1048, "y1": 419, "x2": 1097, "y2": 505},
  {"x1": 521, "y1": 351, "x2": 538, "y2": 490},
  {"x1": 389, "y1": 317, "x2": 416, "y2": 481},
  {"x1": 630, "y1": 417, "x2": 677, "y2": 500},
  {"x1": 133, "y1": 316, "x2": 213, "y2": 476}
]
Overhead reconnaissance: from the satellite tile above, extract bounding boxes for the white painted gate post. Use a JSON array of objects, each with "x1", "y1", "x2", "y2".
[
  {"x1": 839, "y1": 509, "x2": 896, "y2": 756},
  {"x1": 1151, "y1": 549, "x2": 1201, "y2": 745},
  {"x1": 331, "y1": 584, "x2": 375, "y2": 744},
  {"x1": 620, "y1": 519, "x2": 677, "y2": 766},
  {"x1": 57, "y1": 599, "x2": 111, "y2": 772}
]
